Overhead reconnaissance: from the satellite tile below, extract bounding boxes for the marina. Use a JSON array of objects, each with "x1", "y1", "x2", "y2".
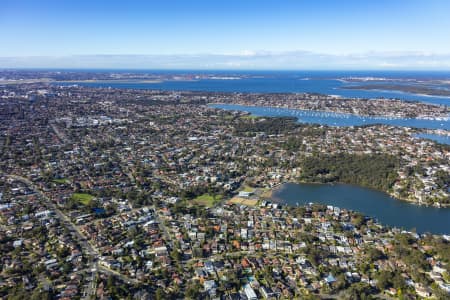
[{"x1": 210, "y1": 103, "x2": 450, "y2": 130}]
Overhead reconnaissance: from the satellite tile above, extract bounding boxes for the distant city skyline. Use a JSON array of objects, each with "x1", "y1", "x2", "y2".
[{"x1": 2, "y1": 0, "x2": 450, "y2": 69}]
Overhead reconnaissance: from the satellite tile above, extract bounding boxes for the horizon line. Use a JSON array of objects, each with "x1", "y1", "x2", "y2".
[
  {"x1": 1, "y1": 52, "x2": 450, "y2": 70},
  {"x1": 2, "y1": 67, "x2": 450, "y2": 72}
]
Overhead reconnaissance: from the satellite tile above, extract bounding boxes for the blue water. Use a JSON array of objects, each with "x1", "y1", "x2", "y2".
[
  {"x1": 52, "y1": 70, "x2": 450, "y2": 234},
  {"x1": 273, "y1": 183, "x2": 450, "y2": 234},
  {"x1": 54, "y1": 70, "x2": 450, "y2": 106},
  {"x1": 210, "y1": 104, "x2": 450, "y2": 130},
  {"x1": 415, "y1": 133, "x2": 450, "y2": 145}
]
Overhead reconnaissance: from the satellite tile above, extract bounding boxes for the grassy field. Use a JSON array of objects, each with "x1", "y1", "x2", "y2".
[
  {"x1": 52, "y1": 178, "x2": 68, "y2": 184},
  {"x1": 240, "y1": 185, "x2": 255, "y2": 193},
  {"x1": 260, "y1": 187, "x2": 273, "y2": 198},
  {"x1": 228, "y1": 197, "x2": 258, "y2": 206},
  {"x1": 193, "y1": 194, "x2": 222, "y2": 207},
  {"x1": 241, "y1": 115, "x2": 259, "y2": 120},
  {"x1": 71, "y1": 193, "x2": 94, "y2": 205}
]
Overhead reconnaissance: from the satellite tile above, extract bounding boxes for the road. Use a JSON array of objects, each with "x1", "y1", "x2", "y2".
[
  {"x1": 6, "y1": 174, "x2": 100, "y2": 298},
  {"x1": 98, "y1": 265, "x2": 140, "y2": 285},
  {"x1": 50, "y1": 121, "x2": 70, "y2": 144},
  {"x1": 6, "y1": 175, "x2": 97, "y2": 254},
  {"x1": 5, "y1": 175, "x2": 139, "y2": 297},
  {"x1": 152, "y1": 205, "x2": 174, "y2": 249}
]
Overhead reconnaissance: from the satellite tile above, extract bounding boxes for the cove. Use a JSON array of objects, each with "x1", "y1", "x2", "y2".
[
  {"x1": 414, "y1": 133, "x2": 450, "y2": 145},
  {"x1": 210, "y1": 104, "x2": 450, "y2": 130},
  {"x1": 272, "y1": 183, "x2": 450, "y2": 234}
]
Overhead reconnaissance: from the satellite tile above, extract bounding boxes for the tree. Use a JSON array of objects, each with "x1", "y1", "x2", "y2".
[
  {"x1": 170, "y1": 249, "x2": 181, "y2": 262},
  {"x1": 365, "y1": 247, "x2": 385, "y2": 262},
  {"x1": 334, "y1": 273, "x2": 348, "y2": 291},
  {"x1": 155, "y1": 288, "x2": 165, "y2": 300},
  {"x1": 375, "y1": 270, "x2": 392, "y2": 291},
  {"x1": 392, "y1": 271, "x2": 407, "y2": 291},
  {"x1": 192, "y1": 247, "x2": 203, "y2": 258},
  {"x1": 343, "y1": 282, "x2": 373, "y2": 300},
  {"x1": 30, "y1": 289, "x2": 52, "y2": 300},
  {"x1": 185, "y1": 280, "x2": 202, "y2": 299}
]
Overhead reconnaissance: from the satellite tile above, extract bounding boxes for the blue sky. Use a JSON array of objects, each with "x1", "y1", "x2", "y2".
[{"x1": 1, "y1": 0, "x2": 450, "y2": 69}]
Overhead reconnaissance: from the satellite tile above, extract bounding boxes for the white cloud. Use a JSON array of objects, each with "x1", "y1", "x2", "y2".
[
  {"x1": 1, "y1": 51, "x2": 450, "y2": 70},
  {"x1": 378, "y1": 62, "x2": 402, "y2": 67},
  {"x1": 239, "y1": 50, "x2": 257, "y2": 57}
]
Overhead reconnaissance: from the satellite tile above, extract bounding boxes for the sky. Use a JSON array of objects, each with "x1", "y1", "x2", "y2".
[{"x1": 1, "y1": 0, "x2": 450, "y2": 69}]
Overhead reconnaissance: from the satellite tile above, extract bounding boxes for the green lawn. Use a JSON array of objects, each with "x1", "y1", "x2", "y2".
[
  {"x1": 193, "y1": 194, "x2": 222, "y2": 207},
  {"x1": 240, "y1": 186, "x2": 255, "y2": 193},
  {"x1": 241, "y1": 115, "x2": 259, "y2": 120},
  {"x1": 52, "y1": 178, "x2": 68, "y2": 184},
  {"x1": 71, "y1": 193, "x2": 94, "y2": 205}
]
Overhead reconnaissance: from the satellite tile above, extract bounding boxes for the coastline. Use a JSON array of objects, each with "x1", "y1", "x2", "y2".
[
  {"x1": 56, "y1": 79, "x2": 164, "y2": 84},
  {"x1": 340, "y1": 86, "x2": 450, "y2": 99}
]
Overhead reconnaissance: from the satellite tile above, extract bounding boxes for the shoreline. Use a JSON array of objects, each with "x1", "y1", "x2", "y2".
[
  {"x1": 208, "y1": 102, "x2": 450, "y2": 122},
  {"x1": 340, "y1": 85, "x2": 450, "y2": 98},
  {"x1": 54, "y1": 79, "x2": 203, "y2": 84},
  {"x1": 267, "y1": 181, "x2": 450, "y2": 209}
]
